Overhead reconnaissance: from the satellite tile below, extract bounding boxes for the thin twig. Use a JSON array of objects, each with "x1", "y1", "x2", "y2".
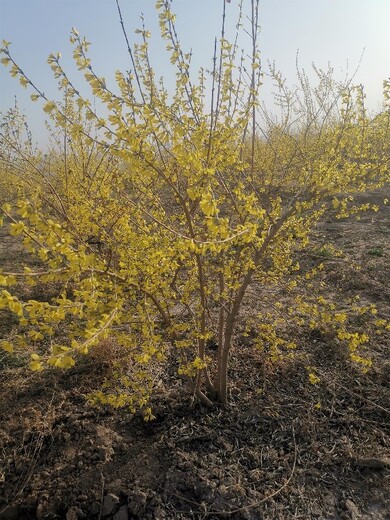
[
  {"x1": 170, "y1": 421, "x2": 298, "y2": 517},
  {"x1": 97, "y1": 471, "x2": 105, "y2": 520},
  {"x1": 207, "y1": 420, "x2": 297, "y2": 515},
  {"x1": 317, "y1": 370, "x2": 390, "y2": 414}
]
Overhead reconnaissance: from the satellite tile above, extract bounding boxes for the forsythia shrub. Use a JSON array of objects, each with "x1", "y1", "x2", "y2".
[
  {"x1": 0, "y1": 0, "x2": 389, "y2": 416},
  {"x1": 0, "y1": 103, "x2": 38, "y2": 204}
]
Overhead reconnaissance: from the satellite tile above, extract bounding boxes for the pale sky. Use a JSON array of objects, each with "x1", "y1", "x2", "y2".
[{"x1": 1, "y1": 0, "x2": 389, "y2": 146}]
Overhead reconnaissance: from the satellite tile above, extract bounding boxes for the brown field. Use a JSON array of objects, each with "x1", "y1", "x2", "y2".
[{"x1": 0, "y1": 188, "x2": 389, "y2": 520}]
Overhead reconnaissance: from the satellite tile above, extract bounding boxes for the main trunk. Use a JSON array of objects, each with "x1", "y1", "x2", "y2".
[{"x1": 216, "y1": 345, "x2": 229, "y2": 404}]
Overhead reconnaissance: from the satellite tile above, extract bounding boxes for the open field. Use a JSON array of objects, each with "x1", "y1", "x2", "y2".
[{"x1": 0, "y1": 187, "x2": 389, "y2": 520}]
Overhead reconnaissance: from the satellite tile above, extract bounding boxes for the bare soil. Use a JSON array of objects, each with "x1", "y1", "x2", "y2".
[{"x1": 0, "y1": 189, "x2": 389, "y2": 520}]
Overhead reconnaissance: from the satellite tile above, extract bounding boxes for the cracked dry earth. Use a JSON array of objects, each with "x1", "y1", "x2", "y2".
[{"x1": 0, "y1": 188, "x2": 389, "y2": 519}]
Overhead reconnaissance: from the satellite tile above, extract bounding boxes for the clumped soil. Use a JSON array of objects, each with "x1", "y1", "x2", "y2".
[{"x1": 0, "y1": 189, "x2": 389, "y2": 520}]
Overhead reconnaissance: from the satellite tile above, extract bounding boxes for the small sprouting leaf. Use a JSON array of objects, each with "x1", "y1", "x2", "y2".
[
  {"x1": 1, "y1": 341, "x2": 13, "y2": 353},
  {"x1": 187, "y1": 188, "x2": 198, "y2": 201},
  {"x1": 29, "y1": 360, "x2": 43, "y2": 371},
  {"x1": 19, "y1": 76, "x2": 29, "y2": 88},
  {"x1": 43, "y1": 101, "x2": 56, "y2": 114},
  {"x1": 28, "y1": 330, "x2": 44, "y2": 341},
  {"x1": 9, "y1": 222, "x2": 26, "y2": 236},
  {"x1": 308, "y1": 372, "x2": 320, "y2": 385}
]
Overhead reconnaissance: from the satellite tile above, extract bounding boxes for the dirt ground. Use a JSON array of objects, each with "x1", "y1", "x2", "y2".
[{"x1": 0, "y1": 189, "x2": 389, "y2": 520}]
